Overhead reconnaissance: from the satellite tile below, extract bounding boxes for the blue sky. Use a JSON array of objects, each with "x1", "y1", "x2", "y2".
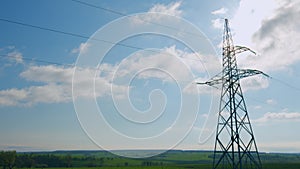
[{"x1": 0, "y1": 0, "x2": 300, "y2": 154}]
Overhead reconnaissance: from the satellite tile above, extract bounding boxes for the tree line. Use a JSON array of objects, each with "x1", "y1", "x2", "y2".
[{"x1": 0, "y1": 151, "x2": 93, "y2": 168}]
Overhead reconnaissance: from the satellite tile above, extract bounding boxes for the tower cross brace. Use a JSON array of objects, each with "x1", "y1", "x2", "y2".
[{"x1": 198, "y1": 19, "x2": 267, "y2": 169}]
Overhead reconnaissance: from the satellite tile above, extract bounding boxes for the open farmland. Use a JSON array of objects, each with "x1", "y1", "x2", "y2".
[{"x1": 2, "y1": 150, "x2": 298, "y2": 169}]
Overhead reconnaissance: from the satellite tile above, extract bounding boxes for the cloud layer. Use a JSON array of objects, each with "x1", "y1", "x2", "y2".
[
  {"x1": 230, "y1": 0, "x2": 300, "y2": 72},
  {"x1": 0, "y1": 45, "x2": 217, "y2": 106},
  {"x1": 254, "y1": 110, "x2": 300, "y2": 124}
]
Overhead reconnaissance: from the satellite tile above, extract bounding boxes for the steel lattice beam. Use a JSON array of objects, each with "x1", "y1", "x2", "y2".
[{"x1": 198, "y1": 19, "x2": 265, "y2": 169}]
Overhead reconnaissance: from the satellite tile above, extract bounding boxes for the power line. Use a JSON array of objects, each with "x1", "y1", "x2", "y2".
[
  {"x1": 0, "y1": 17, "x2": 211, "y2": 64},
  {"x1": 70, "y1": 0, "x2": 204, "y2": 38},
  {"x1": 71, "y1": 0, "x2": 125, "y2": 16},
  {"x1": 0, "y1": 54, "x2": 71, "y2": 66},
  {"x1": 3, "y1": 46, "x2": 297, "y2": 96},
  {"x1": 0, "y1": 18, "x2": 144, "y2": 51},
  {"x1": 2, "y1": 50, "x2": 300, "y2": 112},
  {"x1": 0, "y1": 17, "x2": 214, "y2": 65},
  {"x1": 1, "y1": 13, "x2": 299, "y2": 93},
  {"x1": 0, "y1": 18, "x2": 89, "y2": 39},
  {"x1": 269, "y1": 75, "x2": 300, "y2": 91}
]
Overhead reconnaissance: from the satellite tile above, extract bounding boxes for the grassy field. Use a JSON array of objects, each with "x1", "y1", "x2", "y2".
[
  {"x1": 34, "y1": 164, "x2": 300, "y2": 169},
  {"x1": 12, "y1": 150, "x2": 300, "y2": 169}
]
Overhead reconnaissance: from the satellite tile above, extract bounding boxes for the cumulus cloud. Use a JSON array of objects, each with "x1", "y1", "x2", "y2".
[
  {"x1": 230, "y1": 0, "x2": 278, "y2": 47},
  {"x1": 0, "y1": 65, "x2": 73, "y2": 106},
  {"x1": 210, "y1": 0, "x2": 300, "y2": 93},
  {"x1": 250, "y1": 0, "x2": 300, "y2": 72},
  {"x1": 210, "y1": 7, "x2": 227, "y2": 29},
  {"x1": 211, "y1": 7, "x2": 228, "y2": 15},
  {"x1": 20, "y1": 65, "x2": 74, "y2": 83},
  {"x1": 0, "y1": 46, "x2": 23, "y2": 64},
  {"x1": 8, "y1": 9, "x2": 282, "y2": 107},
  {"x1": 0, "y1": 64, "x2": 128, "y2": 106},
  {"x1": 71, "y1": 42, "x2": 90, "y2": 54},
  {"x1": 131, "y1": 1, "x2": 183, "y2": 25},
  {"x1": 149, "y1": 1, "x2": 182, "y2": 16},
  {"x1": 253, "y1": 110, "x2": 300, "y2": 124},
  {"x1": 0, "y1": 44, "x2": 220, "y2": 106},
  {"x1": 8, "y1": 51, "x2": 23, "y2": 64},
  {"x1": 230, "y1": 0, "x2": 300, "y2": 73},
  {"x1": 211, "y1": 18, "x2": 223, "y2": 29},
  {"x1": 240, "y1": 75, "x2": 269, "y2": 92},
  {"x1": 111, "y1": 45, "x2": 219, "y2": 82},
  {"x1": 0, "y1": 84, "x2": 71, "y2": 106},
  {"x1": 0, "y1": 89, "x2": 27, "y2": 106}
]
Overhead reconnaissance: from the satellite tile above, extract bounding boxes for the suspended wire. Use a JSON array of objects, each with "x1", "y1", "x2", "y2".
[
  {"x1": 71, "y1": 0, "x2": 126, "y2": 16},
  {"x1": 0, "y1": 17, "x2": 210, "y2": 65},
  {"x1": 0, "y1": 5, "x2": 299, "y2": 93},
  {"x1": 196, "y1": 79, "x2": 293, "y2": 113},
  {"x1": 2, "y1": 46, "x2": 299, "y2": 93},
  {"x1": 268, "y1": 75, "x2": 300, "y2": 92},
  {"x1": 0, "y1": 53, "x2": 207, "y2": 77},
  {"x1": 0, "y1": 54, "x2": 71, "y2": 66},
  {"x1": 2, "y1": 48, "x2": 300, "y2": 112},
  {"x1": 0, "y1": 18, "x2": 89, "y2": 39},
  {"x1": 70, "y1": 0, "x2": 204, "y2": 38},
  {"x1": 245, "y1": 94, "x2": 288, "y2": 111},
  {"x1": 0, "y1": 18, "x2": 145, "y2": 52},
  {"x1": 0, "y1": 1, "x2": 298, "y2": 117}
]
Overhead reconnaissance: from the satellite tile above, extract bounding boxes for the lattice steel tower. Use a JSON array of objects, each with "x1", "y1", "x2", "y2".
[{"x1": 198, "y1": 19, "x2": 267, "y2": 169}]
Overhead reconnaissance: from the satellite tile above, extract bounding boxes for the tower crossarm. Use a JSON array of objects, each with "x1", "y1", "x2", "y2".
[
  {"x1": 196, "y1": 72, "x2": 223, "y2": 87},
  {"x1": 237, "y1": 69, "x2": 269, "y2": 80},
  {"x1": 222, "y1": 46, "x2": 256, "y2": 55},
  {"x1": 196, "y1": 69, "x2": 268, "y2": 87},
  {"x1": 234, "y1": 46, "x2": 256, "y2": 55}
]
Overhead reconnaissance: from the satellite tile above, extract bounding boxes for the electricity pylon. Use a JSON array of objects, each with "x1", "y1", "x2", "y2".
[{"x1": 198, "y1": 19, "x2": 267, "y2": 169}]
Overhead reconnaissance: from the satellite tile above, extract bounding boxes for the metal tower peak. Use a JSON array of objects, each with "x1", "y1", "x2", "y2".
[{"x1": 198, "y1": 19, "x2": 266, "y2": 169}]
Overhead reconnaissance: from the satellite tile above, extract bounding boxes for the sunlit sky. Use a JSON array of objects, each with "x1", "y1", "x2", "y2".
[{"x1": 0, "y1": 0, "x2": 300, "y2": 153}]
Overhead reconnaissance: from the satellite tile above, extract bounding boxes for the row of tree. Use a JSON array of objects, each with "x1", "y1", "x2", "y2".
[
  {"x1": 0, "y1": 151, "x2": 76, "y2": 168},
  {"x1": 0, "y1": 151, "x2": 16, "y2": 169},
  {"x1": 0, "y1": 151, "x2": 166, "y2": 168}
]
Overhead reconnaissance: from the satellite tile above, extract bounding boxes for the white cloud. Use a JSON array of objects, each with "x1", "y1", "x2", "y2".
[
  {"x1": 0, "y1": 89, "x2": 27, "y2": 106},
  {"x1": 266, "y1": 99, "x2": 276, "y2": 105},
  {"x1": 19, "y1": 65, "x2": 75, "y2": 104},
  {"x1": 0, "y1": 84, "x2": 70, "y2": 106},
  {"x1": 230, "y1": 0, "x2": 278, "y2": 47},
  {"x1": 131, "y1": 1, "x2": 183, "y2": 25},
  {"x1": 211, "y1": 7, "x2": 228, "y2": 15},
  {"x1": 230, "y1": 0, "x2": 300, "y2": 72},
  {"x1": 0, "y1": 64, "x2": 127, "y2": 106},
  {"x1": 250, "y1": 0, "x2": 300, "y2": 72},
  {"x1": 111, "y1": 45, "x2": 219, "y2": 84},
  {"x1": 211, "y1": 18, "x2": 223, "y2": 29},
  {"x1": 71, "y1": 42, "x2": 90, "y2": 54},
  {"x1": 20, "y1": 65, "x2": 74, "y2": 83},
  {"x1": 210, "y1": 7, "x2": 227, "y2": 29},
  {"x1": 253, "y1": 110, "x2": 300, "y2": 123},
  {"x1": 8, "y1": 51, "x2": 23, "y2": 64},
  {"x1": 1, "y1": 44, "x2": 217, "y2": 106},
  {"x1": 0, "y1": 46, "x2": 23, "y2": 64},
  {"x1": 240, "y1": 75, "x2": 269, "y2": 92},
  {"x1": 149, "y1": 1, "x2": 182, "y2": 16}
]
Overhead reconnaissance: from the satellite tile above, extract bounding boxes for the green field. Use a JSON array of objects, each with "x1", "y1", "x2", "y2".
[{"x1": 2, "y1": 150, "x2": 300, "y2": 169}]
